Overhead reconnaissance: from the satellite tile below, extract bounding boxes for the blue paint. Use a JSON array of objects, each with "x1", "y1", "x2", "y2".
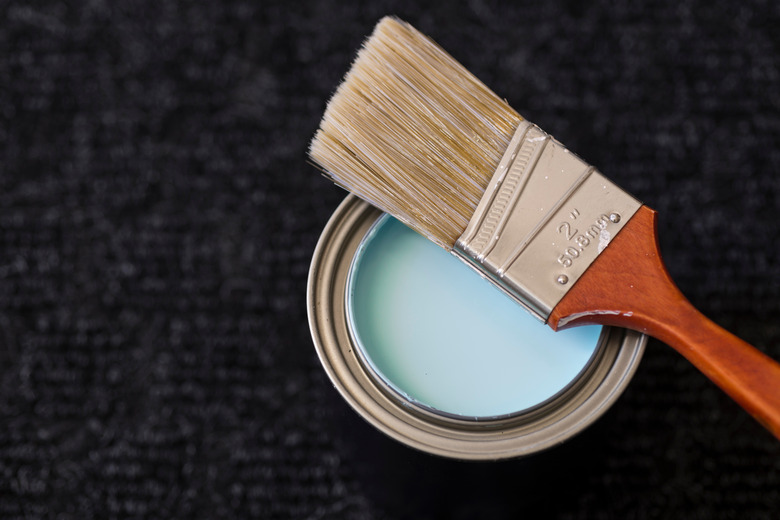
[{"x1": 347, "y1": 215, "x2": 602, "y2": 418}]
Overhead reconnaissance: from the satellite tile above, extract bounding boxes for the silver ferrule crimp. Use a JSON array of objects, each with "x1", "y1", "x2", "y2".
[{"x1": 454, "y1": 121, "x2": 642, "y2": 323}]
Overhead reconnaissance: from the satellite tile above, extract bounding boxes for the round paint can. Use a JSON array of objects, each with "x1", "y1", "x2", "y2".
[{"x1": 308, "y1": 196, "x2": 646, "y2": 460}]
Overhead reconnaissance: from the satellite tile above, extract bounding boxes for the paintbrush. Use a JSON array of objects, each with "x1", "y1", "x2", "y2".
[{"x1": 309, "y1": 17, "x2": 780, "y2": 439}]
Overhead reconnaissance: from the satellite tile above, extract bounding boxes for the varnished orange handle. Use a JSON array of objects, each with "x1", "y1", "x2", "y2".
[{"x1": 550, "y1": 206, "x2": 780, "y2": 439}]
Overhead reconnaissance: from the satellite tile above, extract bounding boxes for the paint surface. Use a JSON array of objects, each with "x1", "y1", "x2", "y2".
[{"x1": 347, "y1": 216, "x2": 602, "y2": 418}]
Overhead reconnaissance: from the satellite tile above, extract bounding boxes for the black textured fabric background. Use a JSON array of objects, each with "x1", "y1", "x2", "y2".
[{"x1": 2, "y1": 1, "x2": 780, "y2": 518}]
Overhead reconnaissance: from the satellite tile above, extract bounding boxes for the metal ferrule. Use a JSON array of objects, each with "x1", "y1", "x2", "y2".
[{"x1": 454, "y1": 121, "x2": 642, "y2": 323}]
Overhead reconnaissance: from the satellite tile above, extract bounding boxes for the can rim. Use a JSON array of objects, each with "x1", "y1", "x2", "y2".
[{"x1": 308, "y1": 196, "x2": 647, "y2": 460}]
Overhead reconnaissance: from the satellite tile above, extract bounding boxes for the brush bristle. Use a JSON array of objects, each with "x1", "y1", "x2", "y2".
[{"x1": 309, "y1": 17, "x2": 522, "y2": 249}]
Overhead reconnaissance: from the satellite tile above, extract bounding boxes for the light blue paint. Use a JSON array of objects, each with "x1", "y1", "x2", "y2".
[{"x1": 347, "y1": 215, "x2": 603, "y2": 418}]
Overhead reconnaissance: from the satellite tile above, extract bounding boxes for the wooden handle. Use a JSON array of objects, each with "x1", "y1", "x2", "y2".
[{"x1": 550, "y1": 206, "x2": 780, "y2": 439}]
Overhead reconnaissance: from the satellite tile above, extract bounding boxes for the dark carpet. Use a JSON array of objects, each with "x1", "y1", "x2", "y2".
[{"x1": 1, "y1": 0, "x2": 779, "y2": 518}]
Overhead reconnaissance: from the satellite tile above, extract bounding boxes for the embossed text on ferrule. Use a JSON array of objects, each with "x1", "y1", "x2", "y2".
[
  {"x1": 555, "y1": 211, "x2": 615, "y2": 269},
  {"x1": 454, "y1": 121, "x2": 642, "y2": 322}
]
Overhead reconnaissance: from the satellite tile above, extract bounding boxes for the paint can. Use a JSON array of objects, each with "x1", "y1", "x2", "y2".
[{"x1": 308, "y1": 195, "x2": 646, "y2": 460}]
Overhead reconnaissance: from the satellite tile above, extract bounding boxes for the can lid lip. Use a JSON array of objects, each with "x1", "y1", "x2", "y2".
[{"x1": 308, "y1": 196, "x2": 647, "y2": 460}]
